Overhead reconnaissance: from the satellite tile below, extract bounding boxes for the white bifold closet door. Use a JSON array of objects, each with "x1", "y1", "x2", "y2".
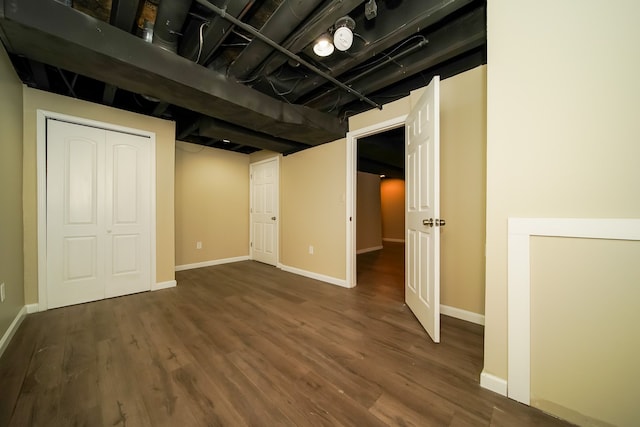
[{"x1": 46, "y1": 119, "x2": 152, "y2": 309}]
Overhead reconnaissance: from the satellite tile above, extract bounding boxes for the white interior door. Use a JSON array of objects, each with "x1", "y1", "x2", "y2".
[
  {"x1": 46, "y1": 120, "x2": 152, "y2": 309},
  {"x1": 47, "y1": 120, "x2": 105, "y2": 308},
  {"x1": 104, "y1": 130, "x2": 152, "y2": 298},
  {"x1": 405, "y1": 76, "x2": 441, "y2": 343},
  {"x1": 250, "y1": 158, "x2": 278, "y2": 266}
]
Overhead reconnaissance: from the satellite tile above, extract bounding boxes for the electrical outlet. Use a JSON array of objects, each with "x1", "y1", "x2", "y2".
[
  {"x1": 308, "y1": 245, "x2": 314, "y2": 255},
  {"x1": 196, "y1": 241, "x2": 202, "y2": 249},
  {"x1": 0, "y1": 283, "x2": 5, "y2": 303}
]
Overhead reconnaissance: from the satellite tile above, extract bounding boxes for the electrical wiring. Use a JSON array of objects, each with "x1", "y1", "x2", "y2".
[
  {"x1": 326, "y1": 92, "x2": 343, "y2": 113},
  {"x1": 349, "y1": 35, "x2": 427, "y2": 74},
  {"x1": 195, "y1": 21, "x2": 209, "y2": 64},
  {"x1": 220, "y1": 43, "x2": 250, "y2": 47}
]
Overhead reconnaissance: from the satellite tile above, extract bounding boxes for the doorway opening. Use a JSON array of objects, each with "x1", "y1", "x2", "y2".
[
  {"x1": 355, "y1": 126, "x2": 406, "y2": 302},
  {"x1": 346, "y1": 115, "x2": 407, "y2": 289}
]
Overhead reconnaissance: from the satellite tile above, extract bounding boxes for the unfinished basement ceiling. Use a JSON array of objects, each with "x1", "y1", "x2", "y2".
[{"x1": 0, "y1": 0, "x2": 486, "y2": 172}]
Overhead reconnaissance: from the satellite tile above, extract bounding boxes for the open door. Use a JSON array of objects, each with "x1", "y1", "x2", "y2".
[{"x1": 405, "y1": 76, "x2": 442, "y2": 343}]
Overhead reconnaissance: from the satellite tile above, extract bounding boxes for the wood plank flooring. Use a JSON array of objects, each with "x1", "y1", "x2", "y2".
[{"x1": 0, "y1": 243, "x2": 573, "y2": 426}]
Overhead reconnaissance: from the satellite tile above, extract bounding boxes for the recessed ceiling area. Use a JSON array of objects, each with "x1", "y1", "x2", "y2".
[{"x1": 0, "y1": 0, "x2": 486, "y2": 174}]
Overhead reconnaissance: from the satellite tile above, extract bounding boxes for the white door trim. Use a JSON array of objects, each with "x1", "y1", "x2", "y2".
[
  {"x1": 346, "y1": 115, "x2": 407, "y2": 287},
  {"x1": 249, "y1": 155, "x2": 280, "y2": 265},
  {"x1": 507, "y1": 217, "x2": 640, "y2": 404},
  {"x1": 36, "y1": 110, "x2": 157, "y2": 311}
]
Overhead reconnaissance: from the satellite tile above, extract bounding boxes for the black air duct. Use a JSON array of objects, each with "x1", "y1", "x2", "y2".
[{"x1": 153, "y1": 0, "x2": 192, "y2": 52}]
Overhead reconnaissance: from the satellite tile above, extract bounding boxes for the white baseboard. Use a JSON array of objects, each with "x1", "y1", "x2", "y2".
[
  {"x1": 440, "y1": 305, "x2": 485, "y2": 326},
  {"x1": 0, "y1": 305, "x2": 28, "y2": 359},
  {"x1": 480, "y1": 371, "x2": 508, "y2": 396},
  {"x1": 383, "y1": 238, "x2": 405, "y2": 243},
  {"x1": 278, "y1": 264, "x2": 350, "y2": 288},
  {"x1": 25, "y1": 303, "x2": 40, "y2": 314},
  {"x1": 152, "y1": 280, "x2": 177, "y2": 291},
  {"x1": 175, "y1": 255, "x2": 250, "y2": 272},
  {"x1": 356, "y1": 245, "x2": 383, "y2": 254}
]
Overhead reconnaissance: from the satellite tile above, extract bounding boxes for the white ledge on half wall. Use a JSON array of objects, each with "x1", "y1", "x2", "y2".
[{"x1": 507, "y1": 217, "x2": 640, "y2": 405}]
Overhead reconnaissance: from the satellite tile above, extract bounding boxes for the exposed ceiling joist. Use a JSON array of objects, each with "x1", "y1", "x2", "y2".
[
  {"x1": 305, "y1": 6, "x2": 486, "y2": 110},
  {"x1": 0, "y1": 0, "x2": 347, "y2": 145},
  {"x1": 28, "y1": 60, "x2": 50, "y2": 90},
  {"x1": 102, "y1": 83, "x2": 118, "y2": 105},
  {"x1": 180, "y1": 0, "x2": 256, "y2": 63},
  {"x1": 198, "y1": 116, "x2": 310, "y2": 153},
  {"x1": 109, "y1": 0, "x2": 142, "y2": 33},
  {"x1": 284, "y1": 0, "x2": 477, "y2": 102},
  {"x1": 0, "y1": 0, "x2": 487, "y2": 177},
  {"x1": 227, "y1": 0, "x2": 324, "y2": 79},
  {"x1": 259, "y1": 0, "x2": 364, "y2": 76}
]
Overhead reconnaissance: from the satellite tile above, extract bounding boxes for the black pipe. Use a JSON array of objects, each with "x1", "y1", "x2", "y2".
[
  {"x1": 303, "y1": 38, "x2": 428, "y2": 106},
  {"x1": 228, "y1": 0, "x2": 324, "y2": 79},
  {"x1": 153, "y1": 0, "x2": 192, "y2": 53},
  {"x1": 194, "y1": 0, "x2": 382, "y2": 110}
]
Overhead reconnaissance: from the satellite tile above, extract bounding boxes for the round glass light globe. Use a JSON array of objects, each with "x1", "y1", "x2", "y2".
[
  {"x1": 333, "y1": 26, "x2": 353, "y2": 51},
  {"x1": 313, "y1": 38, "x2": 335, "y2": 57}
]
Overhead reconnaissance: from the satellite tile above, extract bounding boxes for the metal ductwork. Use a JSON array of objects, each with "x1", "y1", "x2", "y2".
[{"x1": 153, "y1": 0, "x2": 192, "y2": 53}]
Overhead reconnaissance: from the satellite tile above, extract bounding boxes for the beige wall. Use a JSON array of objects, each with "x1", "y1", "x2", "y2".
[
  {"x1": 349, "y1": 97, "x2": 411, "y2": 131},
  {"x1": 380, "y1": 179, "x2": 405, "y2": 241},
  {"x1": 22, "y1": 88, "x2": 176, "y2": 304},
  {"x1": 281, "y1": 140, "x2": 347, "y2": 280},
  {"x1": 530, "y1": 237, "x2": 640, "y2": 426},
  {"x1": 356, "y1": 172, "x2": 382, "y2": 252},
  {"x1": 249, "y1": 150, "x2": 279, "y2": 164},
  {"x1": 0, "y1": 45, "x2": 25, "y2": 338},
  {"x1": 175, "y1": 141, "x2": 249, "y2": 266},
  {"x1": 440, "y1": 66, "x2": 486, "y2": 314},
  {"x1": 485, "y1": 1, "x2": 640, "y2": 425},
  {"x1": 350, "y1": 66, "x2": 487, "y2": 315}
]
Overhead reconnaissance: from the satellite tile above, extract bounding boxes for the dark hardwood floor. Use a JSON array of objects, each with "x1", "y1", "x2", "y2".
[{"x1": 0, "y1": 243, "x2": 572, "y2": 426}]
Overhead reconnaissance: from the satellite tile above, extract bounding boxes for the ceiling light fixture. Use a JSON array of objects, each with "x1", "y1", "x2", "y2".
[
  {"x1": 333, "y1": 16, "x2": 355, "y2": 52},
  {"x1": 313, "y1": 33, "x2": 334, "y2": 57}
]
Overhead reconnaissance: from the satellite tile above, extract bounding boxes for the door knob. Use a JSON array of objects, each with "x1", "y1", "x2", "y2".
[
  {"x1": 423, "y1": 218, "x2": 434, "y2": 227},
  {"x1": 271, "y1": 216, "x2": 276, "y2": 220},
  {"x1": 436, "y1": 218, "x2": 446, "y2": 227}
]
